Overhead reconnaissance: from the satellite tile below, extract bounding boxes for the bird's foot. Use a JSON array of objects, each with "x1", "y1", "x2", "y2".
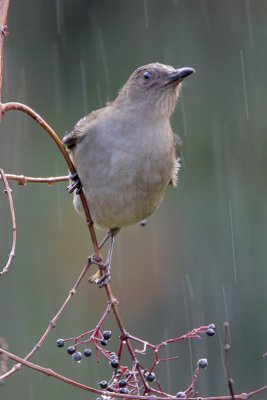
[
  {"x1": 67, "y1": 172, "x2": 83, "y2": 194},
  {"x1": 88, "y1": 256, "x2": 111, "y2": 288},
  {"x1": 87, "y1": 228, "x2": 119, "y2": 288}
]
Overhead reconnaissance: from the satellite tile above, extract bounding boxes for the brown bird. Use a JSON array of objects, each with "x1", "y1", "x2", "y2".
[{"x1": 63, "y1": 62, "x2": 195, "y2": 286}]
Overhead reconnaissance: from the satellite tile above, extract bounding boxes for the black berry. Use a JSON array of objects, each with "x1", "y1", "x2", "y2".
[
  {"x1": 110, "y1": 358, "x2": 119, "y2": 368},
  {"x1": 118, "y1": 379, "x2": 127, "y2": 388},
  {"x1": 208, "y1": 323, "x2": 216, "y2": 331},
  {"x1": 140, "y1": 219, "x2": 147, "y2": 227},
  {"x1": 145, "y1": 372, "x2": 156, "y2": 382},
  {"x1": 100, "y1": 339, "x2": 108, "y2": 346},
  {"x1": 206, "y1": 328, "x2": 215, "y2": 336},
  {"x1": 103, "y1": 330, "x2": 112, "y2": 340},
  {"x1": 99, "y1": 380, "x2": 108, "y2": 389},
  {"x1": 72, "y1": 352, "x2": 82, "y2": 362},
  {"x1": 56, "y1": 339, "x2": 65, "y2": 348},
  {"x1": 119, "y1": 387, "x2": 129, "y2": 394},
  {"x1": 116, "y1": 369, "x2": 123, "y2": 376},
  {"x1": 67, "y1": 346, "x2": 76, "y2": 355},
  {"x1": 198, "y1": 358, "x2": 208, "y2": 369},
  {"x1": 176, "y1": 392, "x2": 186, "y2": 398},
  {"x1": 84, "y1": 348, "x2": 92, "y2": 357}
]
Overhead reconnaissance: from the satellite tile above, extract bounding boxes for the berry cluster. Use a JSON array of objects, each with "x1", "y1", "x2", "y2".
[
  {"x1": 56, "y1": 320, "x2": 216, "y2": 398},
  {"x1": 97, "y1": 366, "x2": 158, "y2": 395},
  {"x1": 56, "y1": 329, "x2": 113, "y2": 364}
]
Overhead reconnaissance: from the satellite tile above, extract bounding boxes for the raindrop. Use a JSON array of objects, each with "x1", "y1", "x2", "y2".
[
  {"x1": 54, "y1": 163, "x2": 64, "y2": 231},
  {"x1": 51, "y1": 42, "x2": 62, "y2": 115},
  {"x1": 163, "y1": 327, "x2": 171, "y2": 393},
  {"x1": 182, "y1": 281, "x2": 193, "y2": 379},
  {"x1": 240, "y1": 49, "x2": 249, "y2": 120},
  {"x1": 228, "y1": 199, "x2": 237, "y2": 283},
  {"x1": 185, "y1": 273, "x2": 194, "y2": 300},
  {"x1": 143, "y1": 0, "x2": 149, "y2": 28},
  {"x1": 180, "y1": 95, "x2": 188, "y2": 137},
  {"x1": 80, "y1": 61, "x2": 89, "y2": 115},
  {"x1": 222, "y1": 286, "x2": 231, "y2": 343},
  {"x1": 56, "y1": 0, "x2": 61, "y2": 35},
  {"x1": 217, "y1": 322, "x2": 227, "y2": 378},
  {"x1": 98, "y1": 29, "x2": 110, "y2": 87},
  {"x1": 18, "y1": 65, "x2": 29, "y2": 137},
  {"x1": 55, "y1": 0, "x2": 67, "y2": 48},
  {"x1": 245, "y1": 0, "x2": 254, "y2": 47},
  {"x1": 96, "y1": 82, "x2": 103, "y2": 108},
  {"x1": 18, "y1": 65, "x2": 27, "y2": 103}
]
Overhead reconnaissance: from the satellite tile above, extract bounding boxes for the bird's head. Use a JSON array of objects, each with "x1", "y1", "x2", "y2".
[{"x1": 116, "y1": 62, "x2": 195, "y2": 118}]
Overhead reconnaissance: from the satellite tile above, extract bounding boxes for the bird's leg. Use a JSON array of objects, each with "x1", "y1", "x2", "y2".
[
  {"x1": 67, "y1": 172, "x2": 83, "y2": 194},
  {"x1": 89, "y1": 227, "x2": 120, "y2": 288}
]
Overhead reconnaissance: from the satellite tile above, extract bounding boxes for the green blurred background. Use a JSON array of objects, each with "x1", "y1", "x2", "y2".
[{"x1": 1, "y1": 0, "x2": 267, "y2": 398}]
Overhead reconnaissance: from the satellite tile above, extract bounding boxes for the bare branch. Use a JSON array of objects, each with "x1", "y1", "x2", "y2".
[
  {"x1": 0, "y1": 169, "x2": 16, "y2": 275},
  {"x1": 0, "y1": 173, "x2": 69, "y2": 185},
  {"x1": 0, "y1": 102, "x2": 101, "y2": 259},
  {"x1": 0, "y1": 0, "x2": 10, "y2": 104},
  {"x1": 1, "y1": 102, "x2": 74, "y2": 170}
]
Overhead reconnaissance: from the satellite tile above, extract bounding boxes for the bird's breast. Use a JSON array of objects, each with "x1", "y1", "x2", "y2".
[{"x1": 72, "y1": 119, "x2": 176, "y2": 229}]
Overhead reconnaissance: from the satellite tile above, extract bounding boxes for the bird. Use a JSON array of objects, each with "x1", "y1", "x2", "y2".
[{"x1": 63, "y1": 62, "x2": 195, "y2": 287}]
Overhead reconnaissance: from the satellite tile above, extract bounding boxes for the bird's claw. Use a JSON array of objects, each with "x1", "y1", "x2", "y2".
[
  {"x1": 96, "y1": 267, "x2": 111, "y2": 288},
  {"x1": 67, "y1": 172, "x2": 83, "y2": 194},
  {"x1": 88, "y1": 256, "x2": 111, "y2": 288}
]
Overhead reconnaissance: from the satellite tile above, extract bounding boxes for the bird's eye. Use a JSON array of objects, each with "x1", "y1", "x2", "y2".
[{"x1": 143, "y1": 71, "x2": 152, "y2": 80}]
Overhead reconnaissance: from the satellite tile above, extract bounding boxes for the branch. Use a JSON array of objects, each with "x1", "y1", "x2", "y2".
[
  {"x1": 0, "y1": 0, "x2": 10, "y2": 104},
  {"x1": 0, "y1": 347, "x2": 254, "y2": 400},
  {"x1": 1, "y1": 102, "x2": 74, "y2": 170},
  {"x1": 0, "y1": 168, "x2": 16, "y2": 275},
  {"x1": 0, "y1": 173, "x2": 69, "y2": 185},
  {"x1": 0, "y1": 102, "x2": 101, "y2": 260}
]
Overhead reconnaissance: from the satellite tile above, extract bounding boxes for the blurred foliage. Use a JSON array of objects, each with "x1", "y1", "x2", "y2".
[{"x1": 1, "y1": 1, "x2": 267, "y2": 399}]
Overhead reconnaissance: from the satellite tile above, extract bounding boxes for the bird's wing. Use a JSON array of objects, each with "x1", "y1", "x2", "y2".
[
  {"x1": 169, "y1": 133, "x2": 182, "y2": 187},
  {"x1": 62, "y1": 109, "x2": 102, "y2": 150}
]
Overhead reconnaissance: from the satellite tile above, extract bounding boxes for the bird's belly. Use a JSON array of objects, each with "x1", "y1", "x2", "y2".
[
  {"x1": 73, "y1": 165, "x2": 170, "y2": 229},
  {"x1": 72, "y1": 129, "x2": 176, "y2": 229}
]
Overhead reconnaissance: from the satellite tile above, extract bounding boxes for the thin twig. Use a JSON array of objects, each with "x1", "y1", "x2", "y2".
[
  {"x1": 0, "y1": 337, "x2": 9, "y2": 375},
  {"x1": 0, "y1": 174, "x2": 68, "y2": 185},
  {"x1": 0, "y1": 0, "x2": 10, "y2": 105},
  {"x1": 185, "y1": 367, "x2": 200, "y2": 397},
  {"x1": 1, "y1": 102, "x2": 73, "y2": 170},
  {"x1": 0, "y1": 169, "x2": 16, "y2": 275}
]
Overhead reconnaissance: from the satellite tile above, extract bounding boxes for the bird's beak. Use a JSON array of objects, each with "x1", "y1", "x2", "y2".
[{"x1": 168, "y1": 67, "x2": 195, "y2": 83}]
